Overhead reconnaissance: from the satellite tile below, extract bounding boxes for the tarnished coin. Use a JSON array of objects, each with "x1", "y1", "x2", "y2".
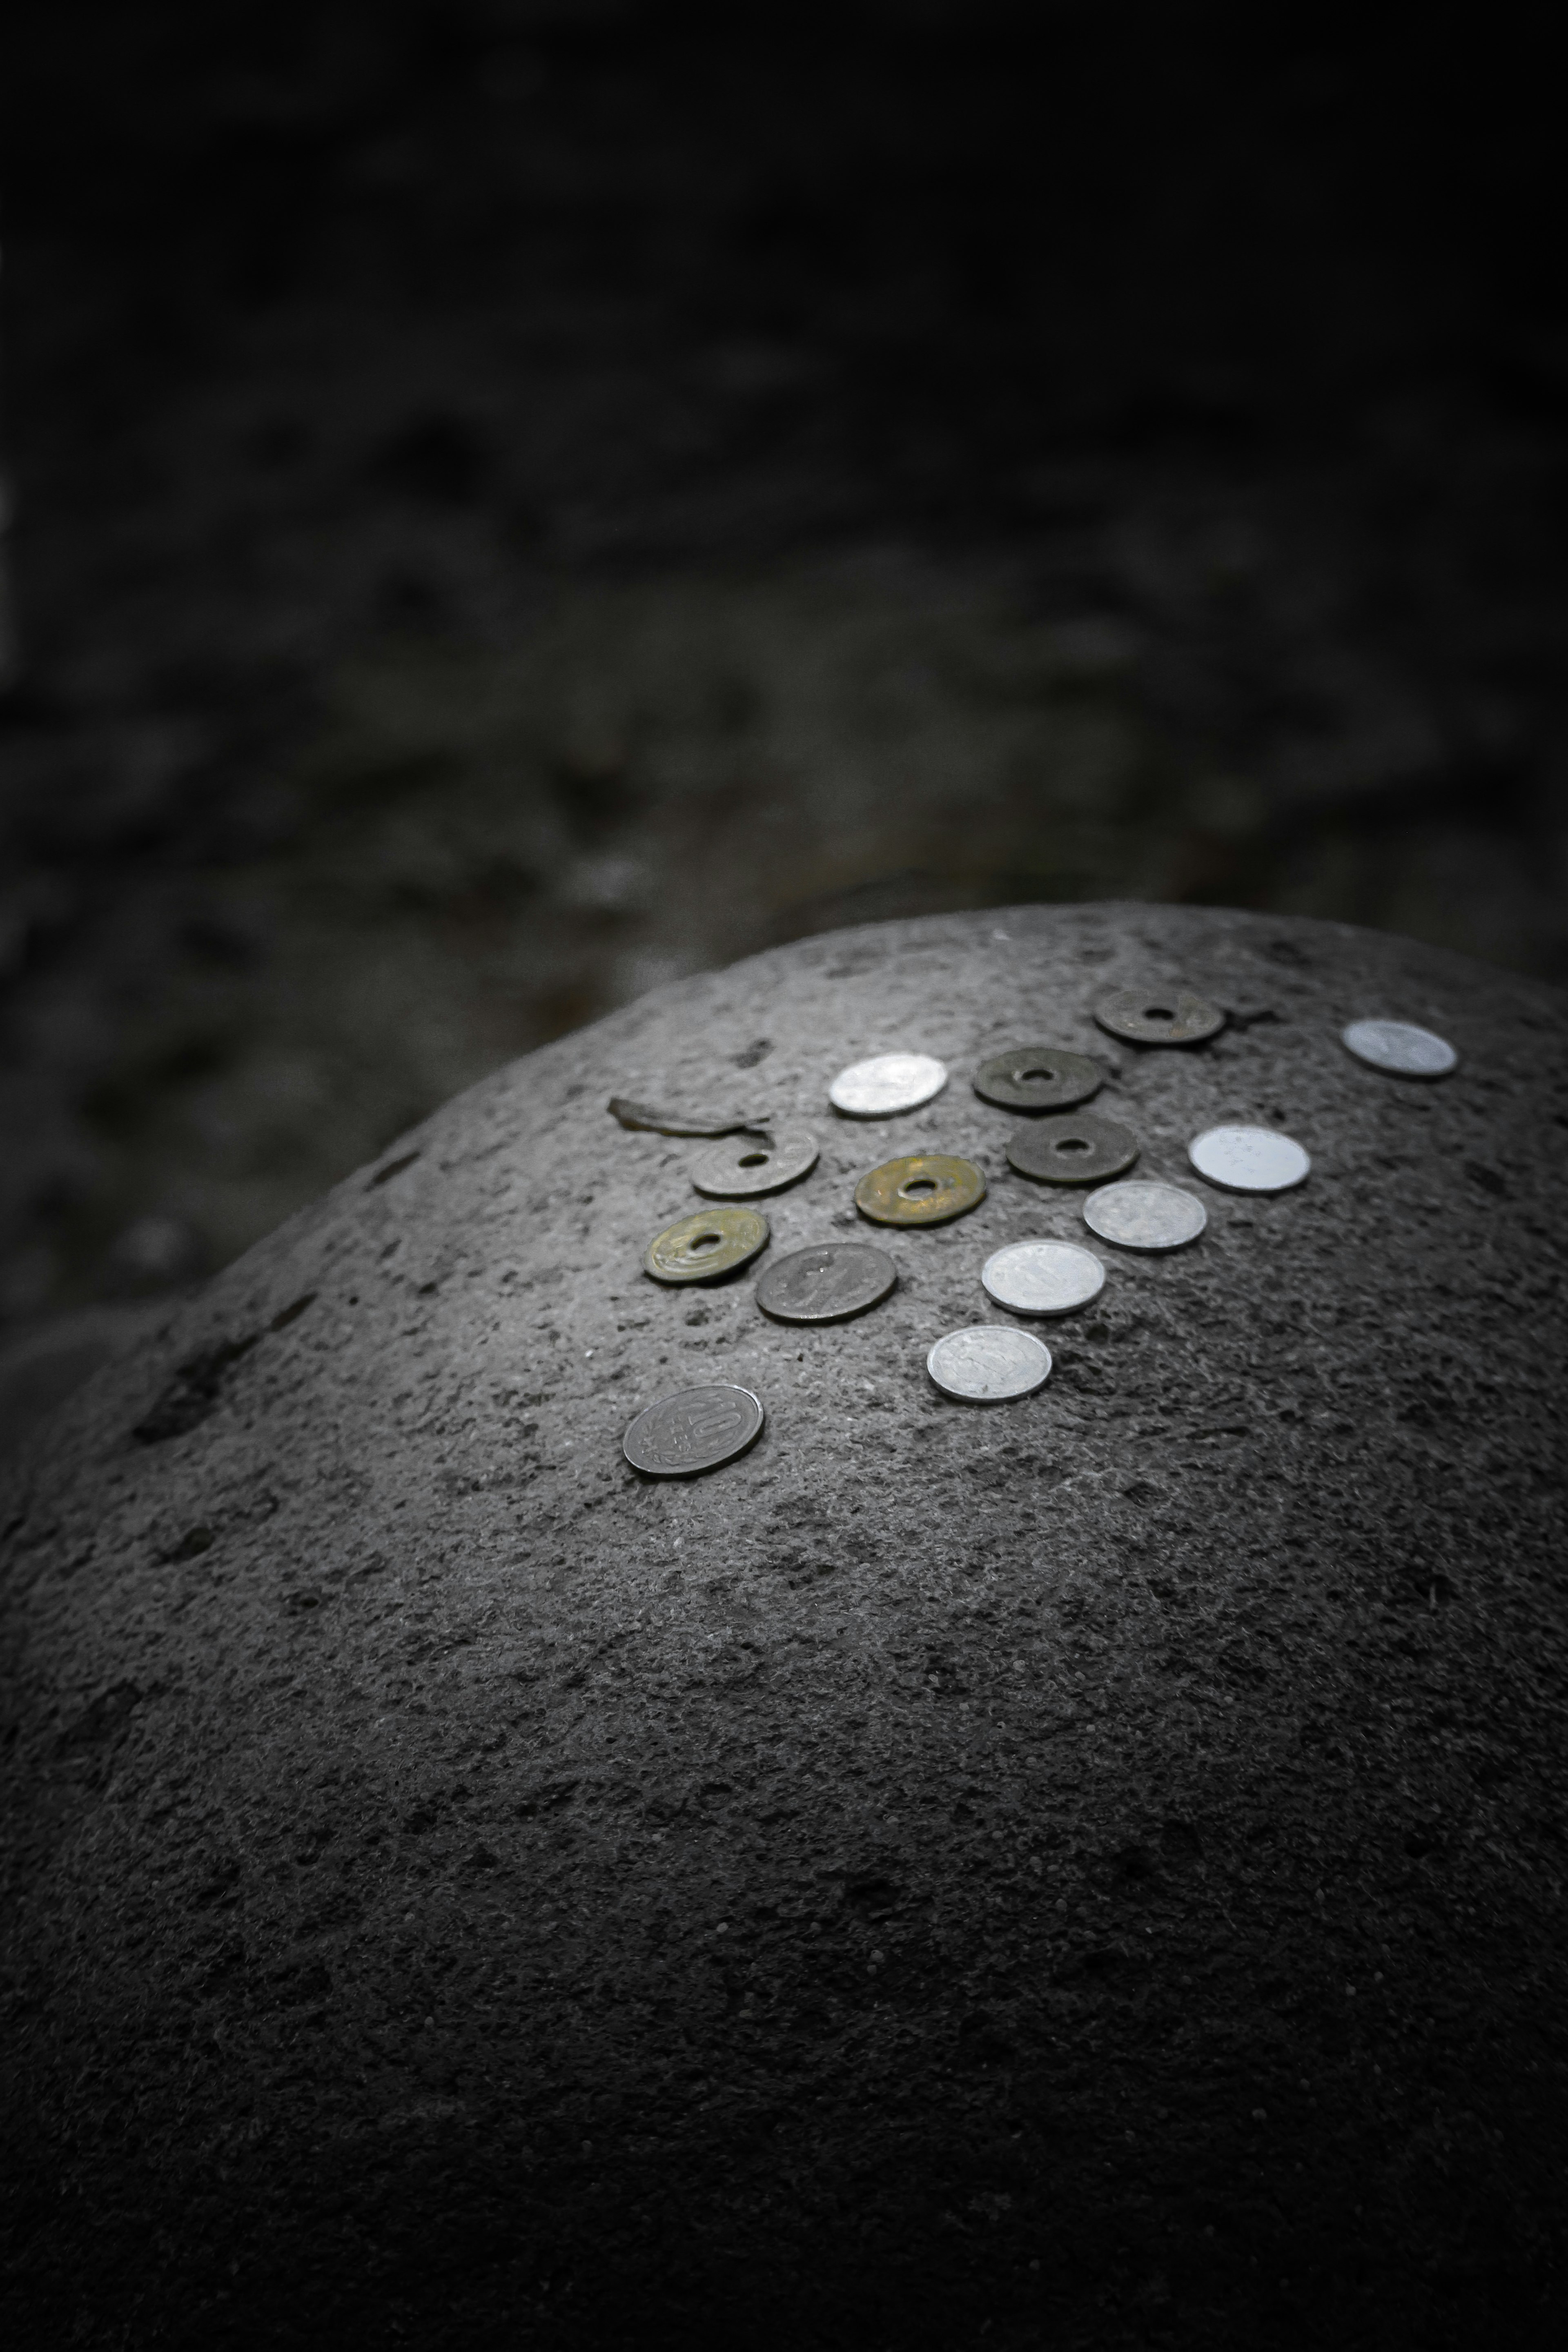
[
  {"x1": 855, "y1": 1153, "x2": 986, "y2": 1226},
  {"x1": 973, "y1": 1045, "x2": 1103, "y2": 1113},
  {"x1": 1094, "y1": 988, "x2": 1225, "y2": 1047},
  {"x1": 1006, "y1": 1110, "x2": 1138, "y2": 1186},
  {"x1": 1343, "y1": 1019, "x2": 1457, "y2": 1078},
  {"x1": 927, "y1": 1325, "x2": 1052, "y2": 1403},
  {"x1": 1084, "y1": 1180, "x2": 1207, "y2": 1250},
  {"x1": 1189, "y1": 1125, "x2": 1310, "y2": 1193},
  {"x1": 756, "y1": 1242, "x2": 897, "y2": 1324},
  {"x1": 644, "y1": 1205, "x2": 769, "y2": 1283},
  {"x1": 691, "y1": 1125, "x2": 820, "y2": 1198},
  {"x1": 982, "y1": 1238, "x2": 1105, "y2": 1317},
  {"x1": 624, "y1": 1383, "x2": 764, "y2": 1476},
  {"x1": 829, "y1": 1051, "x2": 947, "y2": 1117}
]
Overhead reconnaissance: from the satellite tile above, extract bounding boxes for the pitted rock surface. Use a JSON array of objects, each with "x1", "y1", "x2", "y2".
[{"x1": 3, "y1": 903, "x2": 1566, "y2": 2351}]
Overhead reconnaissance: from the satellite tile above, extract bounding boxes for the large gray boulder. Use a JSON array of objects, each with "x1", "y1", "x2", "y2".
[{"x1": 3, "y1": 903, "x2": 1564, "y2": 2350}]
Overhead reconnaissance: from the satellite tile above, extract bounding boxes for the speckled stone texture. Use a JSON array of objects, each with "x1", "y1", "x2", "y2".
[{"x1": 2, "y1": 903, "x2": 1565, "y2": 2352}]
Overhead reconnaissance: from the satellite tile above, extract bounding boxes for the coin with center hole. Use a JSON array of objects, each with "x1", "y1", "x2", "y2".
[
  {"x1": 829, "y1": 1051, "x2": 947, "y2": 1116},
  {"x1": 690, "y1": 1125, "x2": 820, "y2": 1198},
  {"x1": 1342, "y1": 1019, "x2": 1457, "y2": 1078},
  {"x1": 1084, "y1": 1180, "x2": 1207, "y2": 1250},
  {"x1": 755, "y1": 1241, "x2": 897, "y2": 1324},
  {"x1": 854, "y1": 1153, "x2": 986, "y2": 1226},
  {"x1": 973, "y1": 1045, "x2": 1103, "y2": 1113},
  {"x1": 1006, "y1": 1110, "x2": 1138, "y2": 1186},
  {"x1": 1189, "y1": 1125, "x2": 1310, "y2": 1192},
  {"x1": 644, "y1": 1205, "x2": 769, "y2": 1283},
  {"x1": 1094, "y1": 988, "x2": 1225, "y2": 1047},
  {"x1": 623, "y1": 1383, "x2": 764, "y2": 1476},
  {"x1": 982, "y1": 1239, "x2": 1106, "y2": 1317},
  {"x1": 927, "y1": 1325, "x2": 1052, "y2": 1402}
]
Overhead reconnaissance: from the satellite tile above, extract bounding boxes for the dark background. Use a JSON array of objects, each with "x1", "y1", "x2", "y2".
[{"x1": 1, "y1": 0, "x2": 1563, "y2": 1363}]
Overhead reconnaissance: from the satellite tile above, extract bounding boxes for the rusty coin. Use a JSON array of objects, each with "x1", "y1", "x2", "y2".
[
  {"x1": 624, "y1": 1383, "x2": 764, "y2": 1476},
  {"x1": 854, "y1": 1153, "x2": 986, "y2": 1227},
  {"x1": 1006, "y1": 1110, "x2": 1138, "y2": 1186},
  {"x1": 1094, "y1": 988, "x2": 1224, "y2": 1047},
  {"x1": 973, "y1": 1045, "x2": 1103, "y2": 1113},
  {"x1": 755, "y1": 1242, "x2": 897, "y2": 1324},
  {"x1": 644, "y1": 1205, "x2": 769, "y2": 1283}
]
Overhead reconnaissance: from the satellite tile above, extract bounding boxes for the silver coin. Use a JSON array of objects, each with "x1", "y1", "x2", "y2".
[
  {"x1": 1342, "y1": 1019, "x2": 1457, "y2": 1078},
  {"x1": 927, "y1": 1325, "x2": 1052, "y2": 1403},
  {"x1": 1189, "y1": 1125, "x2": 1310, "y2": 1193},
  {"x1": 1084, "y1": 1180, "x2": 1207, "y2": 1250},
  {"x1": 1006, "y1": 1110, "x2": 1138, "y2": 1186},
  {"x1": 829, "y1": 1051, "x2": 947, "y2": 1117},
  {"x1": 982, "y1": 1239, "x2": 1105, "y2": 1317},
  {"x1": 1094, "y1": 988, "x2": 1225, "y2": 1047},
  {"x1": 623, "y1": 1383, "x2": 765, "y2": 1477},
  {"x1": 755, "y1": 1241, "x2": 898, "y2": 1324},
  {"x1": 691, "y1": 1125, "x2": 820, "y2": 1198}
]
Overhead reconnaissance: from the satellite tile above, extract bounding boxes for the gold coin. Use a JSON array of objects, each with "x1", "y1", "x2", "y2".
[
  {"x1": 644, "y1": 1204, "x2": 770, "y2": 1283},
  {"x1": 854, "y1": 1153, "x2": 986, "y2": 1227}
]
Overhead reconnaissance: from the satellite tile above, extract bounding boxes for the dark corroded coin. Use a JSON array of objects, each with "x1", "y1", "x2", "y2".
[
  {"x1": 624, "y1": 1383, "x2": 764, "y2": 1476},
  {"x1": 644, "y1": 1205, "x2": 769, "y2": 1284},
  {"x1": 1006, "y1": 1110, "x2": 1138, "y2": 1186},
  {"x1": 855, "y1": 1153, "x2": 986, "y2": 1227},
  {"x1": 973, "y1": 1045, "x2": 1103, "y2": 1113},
  {"x1": 691, "y1": 1125, "x2": 820, "y2": 1198},
  {"x1": 1094, "y1": 988, "x2": 1225, "y2": 1047},
  {"x1": 756, "y1": 1241, "x2": 898, "y2": 1324}
]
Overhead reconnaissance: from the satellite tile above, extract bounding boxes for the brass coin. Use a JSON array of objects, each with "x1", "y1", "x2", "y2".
[
  {"x1": 1094, "y1": 988, "x2": 1224, "y2": 1047},
  {"x1": 973, "y1": 1045, "x2": 1103, "y2": 1113},
  {"x1": 854, "y1": 1153, "x2": 986, "y2": 1227},
  {"x1": 644, "y1": 1205, "x2": 769, "y2": 1284},
  {"x1": 1006, "y1": 1110, "x2": 1139, "y2": 1186}
]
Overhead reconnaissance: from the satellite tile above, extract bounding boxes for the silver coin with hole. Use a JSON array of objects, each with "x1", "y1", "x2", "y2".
[
  {"x1": 691, "y1": 1125, "x2": 820, "y2": 1198},
  {"x1": 1094, "y1": 988, "x2": 1225, "y2": 1047},
  {"x1": 755, "y1": 1241, "x2": 897, "y2": 1324},
  {"x1": 829, "y1": 1051, "x2": 947, "y2": 1117},
  {"x1": 1084, "y1": 1180, "x2": 1207, "y2": 1250},
  {"x1": 623, "y1": 1383, "x2": 765, "y2": 1476},
  {"x1": 1006, "y1": 1110, "x2": 1138, "y2": 1186},
  {"x1": 1342, "y1": 1019, "x2": 1457, "y2": 1078},
  {"x1": 927, "y1": 1325, "x2": 1052, "y2": 1402},
  {"x1": 1189, "y1": 1125, "x2": 1310, "y2": 1193},
  {"x1": 982, "y1": 1238, "x2": 1106, "y2": 1317}
]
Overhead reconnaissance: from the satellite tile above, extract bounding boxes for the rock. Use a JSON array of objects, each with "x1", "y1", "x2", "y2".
[{"x1": 2, "y1": 902, "x2": 1565, "y2": 2350}]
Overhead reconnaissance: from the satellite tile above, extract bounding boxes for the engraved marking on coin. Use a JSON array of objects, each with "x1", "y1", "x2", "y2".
[
  {"x1": 691, "y1": 1125, "x2": 820, "y2": 1198},
  {"x1": 644, "y1": 1205, "x2": 769, "y2": 1283},
  {"x1": 755, "y1": 1242, "x2": 898, "y2": 1324},
  {"x1": 982, "y1": 1239, "x2": 1106, "y2": 1317},
  {"x1": 1084, "y1": 1180, "x2": 1208, "y2": 1251},
  {"x1": 854, "y1": 1153, "x2": 986, "y2": 1226},
  {"x1": 1342, "y1": 1019, "x2": 1457, "y2": 1078},
  {"x1": 829, "y1": 1052, "x2": 947, "y2": 1117},
  {"x1": 927, "y1": 1325, "x2": 1052, "y2": 1402},
  {"x1": 1006, "y1": 1110, "x2": 1139, "y2": 1186},
  {"x1": 1094, "y1": 988, "x2": 1225, "y2": 1047},
  {"x1": 623, "y1": 1383, "x2": 765, "y2": 1476},
  {"x1": 973, "y1": 1046, "x2": 1103, "y2": 1113},
  {"x1": 1189, "y1": 1125, "x2": 1310, "y2": 1193}
]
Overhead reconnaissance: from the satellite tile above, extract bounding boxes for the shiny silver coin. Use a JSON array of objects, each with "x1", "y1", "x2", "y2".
[
  {"x1": 1342, "y1": 1019, "x2": 1457, "y2": 1078},
  {"x1": 755, "y1": 1241, "x2": 897, "y2": 1324},
  {"x1": 982, "y1": 1239, "x2": 1105, "y2": 1317},
  {"x1": 829, "y1": 1051, "x2": 947, "y2": 1117},
  {"x1": 1094, "y1": 988, "x2": 1225, "y2": 1047},
  {"x1": 927, "y1": 1325, "x2": 1052, "y2": 1403},
  {"x1": 973, "y1": 1045, "x2": 1103, "y2": 1113},
  {"x1": 623, "y1": 1383, "x2": 764, "y2": 1477},
  {"x1": 1006, "y1": 1110, "x2": 1138, "y2": 1186},
  {"x1": 1189, "y1": 1125, "x2": 1310, "y2": 1193},
  {"x1": 691, "y1": 1125, "x2": 820, "y2": 1198},
  {"x1": 1084, "y1": 1180, "x2": 1207, "y2": 1251}
]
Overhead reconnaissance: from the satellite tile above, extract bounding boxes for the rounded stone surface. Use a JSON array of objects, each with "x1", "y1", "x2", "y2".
[
  {"x1": 927, "y1": 1324, "x2": 1052, "y2": 1401},
  {"x1": 1094, "y1": 985, "x2": 1225, "y2": 1046},
  {"x1": 829, "y1": 1050, "x2": 947, "y2": 1116},
  {"x1": 1189, "y1": 1124, "x2": 1311, "y2": 1193},
  {"x1": 623, "y1": 1382, "x2": 764, "y2": 1475},
  {"x1": 1343, "y1": 1017, "x2": 1458, "y2": 1078},
  {"x1": 754, "y1": 1241, "x2": 897, "y2": 1324},
  {"x1": 1084, "y1": 1177, "x2": 1208, "y2": 1249},
  {"x1": 689, "y1": 1124, "x2": 820, "y2": 1197},
  {"x1": 973, "y1": 1044, "x2": 1103, "y2": 1112},
  {"x1": 644, "y1": 1203, "x2": 769, "y2": 1281},
  {"x1": 981, "y1": 1238, "x2": 1106, "y2": 1317},
  {"x1": 1005, "y1": 1109, "x2": 1139, "y2": 1186},
  {"x1": 854, "y1": 1151, "x2": 986, "y2": 1226}
]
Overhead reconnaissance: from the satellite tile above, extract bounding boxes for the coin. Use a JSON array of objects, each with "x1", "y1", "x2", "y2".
[
  {"x1": 855, "y1": 1153, "x2": 986, "y2": 1226},
  {"x1": 1006, "y1": 1110, "x2": 1138, "y2": 1186},
  {"x1": 927, "y1": 1325, "x2": 1052, "y2": 1402},
  {"x1": 623, "y1": 1383, "x2": 764, "y2": 1476},
  {"x1": 1189, "y1": 1125, "x2": 1310, "y2": 1193},
  {"x1": 1084, "y1": 1180, "x2": 1207, "y2": 1250},
  {"x1": 691, "y1": 1125, "x2": 820, "y2": 1198},
  {"x1": 829, "y1": 1051, "x2": 947, "y2": 1117},
  {"x1": 755, "y1": 1241, "x2": 898, "y2": 1324},
  {"x1": 1342, "y1": 1019, "x2": 1457, "y2": 1078},
  {"x1": 973, "y1": 1045, "x2": 1103, "y2": 1113},
  {"x1": 1094, "y1": 988, "x2": 1225, "y2": 1047},
  {"x1": 644, "y1": 1205, "x2": 769, "y2": 1283},
  {"x1": 982, "y1": 1239, "x2": 1105, "y2": 1317}
]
